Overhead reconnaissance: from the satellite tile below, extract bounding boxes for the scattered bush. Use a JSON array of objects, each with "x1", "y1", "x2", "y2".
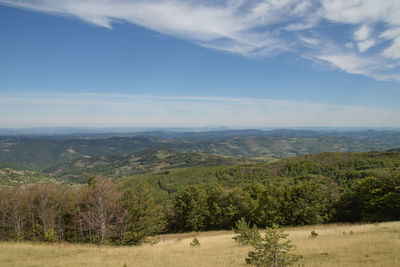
[
  {"x1": 190, "y1": 237, "x2": 200, "y2": 247},
  {"x1": 310, "y1": 230, "x2": 318, "y2": 238},
  {"x1": 44, "y1": 228, "x2": 58, "y2": 243}
]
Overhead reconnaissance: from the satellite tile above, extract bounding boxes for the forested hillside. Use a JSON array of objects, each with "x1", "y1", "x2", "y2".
[
  {"x1": 0, "y1": 130, "x2": 399, "y2": 245},
  {"x1": 121, "y1": 150, "x2": 400, "y2": 198},
  {"x1": 0, "y1": 149, "x2": 399, "y2": 244}
]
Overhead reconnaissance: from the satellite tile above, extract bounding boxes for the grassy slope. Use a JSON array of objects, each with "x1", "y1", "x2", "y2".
[{"x1": 0, "y1": 222, "x2": 399, "y2": 266}]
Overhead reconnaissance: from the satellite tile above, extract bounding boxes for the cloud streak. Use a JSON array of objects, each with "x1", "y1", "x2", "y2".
[
  {"x1": 0, "y1": 93, "x2": 399, "y2": 128},
  {"x1": 1, "y1": 0, "x2": 400, "y2": 82}
]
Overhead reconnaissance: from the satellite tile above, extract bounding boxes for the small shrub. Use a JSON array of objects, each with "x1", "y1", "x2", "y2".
[
  {"x1": 349, "y1": 231, "x2": 354, "y2": 235},
  {"x1": 147, "y1": 236, "x2": 160, "y2": 245},
  {"x1": 44, "y1": 228, "x2": 58, "y2": 243},
  {"x1": 310, "y1": 230, "x2": 318, "y2": 238},
  {"x1": 190, "y1": 237, "x2": 200, "y2": 247}
]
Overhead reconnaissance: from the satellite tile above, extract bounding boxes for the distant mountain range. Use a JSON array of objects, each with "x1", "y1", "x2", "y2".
[
  {"x1": 0, "y1": 129, "x2": 399, "y2": 188},
  {"x1": 0, "y1": 129, "x2": 400, "y2": 170},
  {"x1": 0, "y1": 127, "x2": 399, "y2": 136},
  {"x1": 1, "y1": 129, "x2": 400, "y2": 171}
]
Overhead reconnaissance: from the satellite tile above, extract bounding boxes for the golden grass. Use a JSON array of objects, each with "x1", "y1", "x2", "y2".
[{"x1": 0, "y1": 222, "x2": 399, "y2": 267}]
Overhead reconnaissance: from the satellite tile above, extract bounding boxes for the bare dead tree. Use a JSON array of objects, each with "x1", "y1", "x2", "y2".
[
  {"x1": 0, "y1": 186, "x2": 29, "y2": 240},
  {"x1": 80, "y1": 176, "x2": 121, "y2": 244},
  {"x1": 9, "y1": 186, "x2": 28, "y2": 240},
  {"x1": 27, "y1": 188, "x2": 36, "y2": 240},
  {"x1": 54, "y1": 186, "x2": 75, "y2": 240},
  {"x1": 0, "y1": 188, "x2": 12, "y2": 239},
  {"x1": 32, "y1": 184, "x2": 60, "y2": 236}
]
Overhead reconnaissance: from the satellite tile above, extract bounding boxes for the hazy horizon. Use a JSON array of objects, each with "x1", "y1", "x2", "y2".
[
  {"x1": 1, "y1": 1, "x2": 399, "y2": 128},
  {"x1": 1, "y1": 126, "x2": 399, "y2": 136}
]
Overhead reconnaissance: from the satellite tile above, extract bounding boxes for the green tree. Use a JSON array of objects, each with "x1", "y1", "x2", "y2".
[
  {"x1": 258, "y1": 184, "x2": 286, "y2": 227},
  {"x1": 246, "y1": 225, "x2": 302, "y2": 267},
  {"x1": 121, "y1": 182, "x2": 166, "y2": 245},
  {"x1": 241, "y1": 183, "x2": 266, "y2": 226},
  {"x1": 281, "y1": 181, "x2": 327, "y2": 225},
  {"x1": 232, "y1": 218, "x2": 261, "y2": 246},
  {"x1": 204, "y1": 184, "x2": 225, "y2": 230},
  {"x1": 342, "y1": 175, "x2": 400, "y2": 222},
  {"x1": 174, "y1": 186, "x2": 209, "y2": 231},
  {"x1": 87, "y1": 174, "x2": 96, "y2": 187}
]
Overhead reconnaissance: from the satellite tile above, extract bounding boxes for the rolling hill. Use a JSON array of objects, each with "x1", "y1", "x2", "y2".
[
  {"x1": 1, "y1": 129, "x2": 400, "y2": 170},
  {"x1": 43, "y1": 148, "x2": 252, "y2": 183}
]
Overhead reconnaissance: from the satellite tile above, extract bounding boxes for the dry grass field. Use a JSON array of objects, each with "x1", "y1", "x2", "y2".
[{"x1": 0, "y1": 222, "x2": 399, "y2": 267}]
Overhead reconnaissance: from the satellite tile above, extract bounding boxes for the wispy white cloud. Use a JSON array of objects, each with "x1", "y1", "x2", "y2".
[
  {"x1": 382, "y1": 38, "x2": 400, "y2": 60},
  {"x1": 300, "y1": 36, "x2": 320, "y2": 46},
  {"x1": 0, "y1": 93, "x2": 399, "y2": 127},
  {"x1": 357, "y1": 39, "x2": 375, "y2": 53},
  {"x1": 354, "y1": 25, "x2": 371, "y2": 41},
  {"x1": 0, "y1": 0, "x2": 301, "y2": 56},
  {"x1": 315, "y1": 52, "x2": 382, "y2": 76},
  {"x1": 1, "y1": 0, "x2": 400, "y2": 82},
  {"x1": 352, "y1": 25, "x2": 376, "y2": 52},
  {"x1": 317, "y1": 0, "x2": 400, "y2": 80}
]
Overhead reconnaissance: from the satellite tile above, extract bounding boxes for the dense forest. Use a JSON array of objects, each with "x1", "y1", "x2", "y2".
[{"x1": 0, "y1": 148, "x2": 399, "y2": 245}]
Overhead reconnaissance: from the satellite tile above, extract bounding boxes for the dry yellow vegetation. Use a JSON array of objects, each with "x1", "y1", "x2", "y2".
[{"x1": 0, "y1": 222, "x2": 399, "y2": 267}]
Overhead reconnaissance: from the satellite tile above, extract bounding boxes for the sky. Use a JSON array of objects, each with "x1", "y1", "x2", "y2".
[{"x1": 0, "y1": 0, "x2": 400, "y2": 128}]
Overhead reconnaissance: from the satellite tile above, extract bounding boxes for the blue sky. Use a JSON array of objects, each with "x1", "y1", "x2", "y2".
[{"x1": 0, "y1": 0, "x2": 399, "y2": 128}]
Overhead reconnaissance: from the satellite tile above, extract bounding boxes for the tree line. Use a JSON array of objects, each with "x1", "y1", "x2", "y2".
[
  {"x1": 0, "y1": 173, "x2": 399, "y2": 244},
  {"x1": 172, "y1": 174, "x2": 400, "y2": 232}
]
